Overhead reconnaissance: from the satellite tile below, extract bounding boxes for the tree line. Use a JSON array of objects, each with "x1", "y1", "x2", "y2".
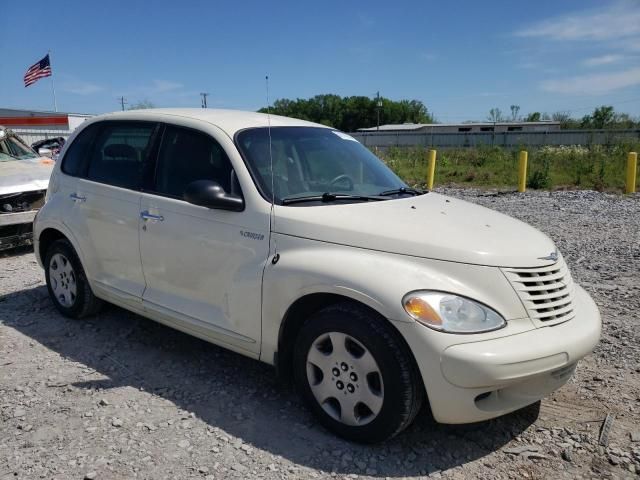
[
  {"x1": 128, "y1": 95, "x2": 639, "y2": 131},
  {"x1": 487, "y1": 105, "x2": 639, "y2": 130},
  {"x1": 258, "y1": 94, "x2": 433, "y2": 132}
]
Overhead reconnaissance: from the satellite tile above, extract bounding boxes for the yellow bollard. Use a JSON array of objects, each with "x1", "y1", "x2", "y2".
[
  {"x1": 626, "y1": 152, "x2": 637, "y2": 194},
  {"x1": 427, "y1": 149, "x2": 437, "y2": 190},
  {"x1": 518, "y1": 150, "x2": 528, "y2": 193}
]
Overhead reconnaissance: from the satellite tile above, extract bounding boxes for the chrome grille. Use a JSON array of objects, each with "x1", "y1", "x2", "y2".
[{"x1": 502, "y1": 259, "x2": 575, "y2": 325}]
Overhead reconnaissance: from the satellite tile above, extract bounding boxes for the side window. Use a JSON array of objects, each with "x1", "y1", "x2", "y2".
[
  {"x1": 86, "y1": 122, "x2": 155, "y2": 189},
  {"x1": 61, "y1": 124, "x2": 99, "y2": 176},
  {"x1": 154, "y1": 126, "x2": 234, "y2": 198}
]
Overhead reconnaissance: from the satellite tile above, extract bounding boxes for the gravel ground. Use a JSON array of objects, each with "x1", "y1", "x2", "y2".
[{"x1": 1, "y1": 189, "x2": 639, "y2": 480}]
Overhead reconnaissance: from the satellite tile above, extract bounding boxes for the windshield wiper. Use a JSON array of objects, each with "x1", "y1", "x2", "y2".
[
  {"x1": 281, "y1": 192, "x2": 388, "y2": 205},
  {"x1": 378, "y1": 187, "x2": 424, "y2": 196}
]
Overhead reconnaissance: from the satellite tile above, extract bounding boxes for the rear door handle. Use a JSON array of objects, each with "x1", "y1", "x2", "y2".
[
  {"x1": 140, "y1": 210, "x2": 164, "y2": 222},
  {"x1": 69, "y1": 193, "x2": 86, "y2": 203}
]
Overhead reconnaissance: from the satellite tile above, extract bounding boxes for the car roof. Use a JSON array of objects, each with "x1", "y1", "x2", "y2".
[{"x1": 92, "y1": 108, "x2": 330, "y2": 137}]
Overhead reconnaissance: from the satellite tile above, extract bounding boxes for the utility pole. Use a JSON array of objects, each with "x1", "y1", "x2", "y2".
[
  {"x1": 376, "y1": 91, "x2": 382, "y2": 131},
  {"x1": 200, "y1": 92, "x2": 209, "y2": 109},
  {"x1": 118, "y1": 96, "x2": 127, "y2": 111}
]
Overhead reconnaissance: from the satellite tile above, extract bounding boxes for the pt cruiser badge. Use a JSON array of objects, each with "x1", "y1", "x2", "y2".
[{"x1": 240, "y1": 230, "x2": 265, "y2": 241}]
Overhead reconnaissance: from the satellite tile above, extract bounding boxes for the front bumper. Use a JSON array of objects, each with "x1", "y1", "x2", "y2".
[
  {"x1": 397, "y1": 285, "x2": 601, "y2": 424},
  {"x1": 0, "y1": 210, "x2": 36, "y2": 227},
  {"x1": 0, "y1": 211, "x2": 37, "y2": 250}
]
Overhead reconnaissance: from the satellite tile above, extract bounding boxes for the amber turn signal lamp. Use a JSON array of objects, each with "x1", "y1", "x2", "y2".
[{"x1": 403, "y1": 297, "x2": 442, "y2": 326}]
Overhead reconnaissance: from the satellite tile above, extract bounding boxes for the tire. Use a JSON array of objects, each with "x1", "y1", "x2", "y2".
[
  {"x1": 44, "y1": 239, "x2": 103, "y2": 318},
  {"x1": 293, "y1": 302, "x2": 424, "y2": 443}
]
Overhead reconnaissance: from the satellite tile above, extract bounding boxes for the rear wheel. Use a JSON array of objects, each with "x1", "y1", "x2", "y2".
[
  {"x1": 293, "y1": 302, "x2": 424, "y2": 443},
  {"x1": 44, "y1": 239, "x2": 102, "y2": 318}
]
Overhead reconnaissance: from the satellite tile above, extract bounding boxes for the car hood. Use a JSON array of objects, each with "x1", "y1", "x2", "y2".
[
  {"x1": 0, "y1": 157, "x2": 53, "y2": 196},
  {"x1": 273, "y1": 192, "x2": 557, "y2": 268}
]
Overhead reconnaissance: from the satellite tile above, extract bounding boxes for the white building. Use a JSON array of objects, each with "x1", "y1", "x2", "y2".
[
  {"x1": 358, "y1": 121, "x2": 561, "y2": 134},
  {"x1": 0, "y1": 108, "x2": 94, "y2": 144}
]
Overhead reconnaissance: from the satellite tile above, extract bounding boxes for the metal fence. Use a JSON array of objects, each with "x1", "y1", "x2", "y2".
[
  {"x1": 351, "y1": 129, "x2": 640, "y2": 149},
  {"x1": 11, "y1": 126, "x2": 640, "y2": 151},
  {"x1": 11, "y1": 128, "x2": 72, "y2": 146}
]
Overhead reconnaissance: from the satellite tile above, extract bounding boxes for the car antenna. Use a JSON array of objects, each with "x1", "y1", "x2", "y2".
[{"x1": 265, "y1": 75, "x2": 279, "y2": 263}]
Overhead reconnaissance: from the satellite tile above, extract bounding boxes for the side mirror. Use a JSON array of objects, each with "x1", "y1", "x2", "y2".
[
  {"x1": 38, "y1": 147, "x2": 53, "y2": 157},
  {"x1": 184, "y1": 180, "x2": 244, "y2": 212}
]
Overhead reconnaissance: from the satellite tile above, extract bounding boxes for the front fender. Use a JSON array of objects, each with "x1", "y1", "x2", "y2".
[{"x1": 260, "y1": 233, "x2": 529, "y2": 364}]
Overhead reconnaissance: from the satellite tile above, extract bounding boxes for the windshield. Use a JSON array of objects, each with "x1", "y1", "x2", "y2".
[
  {"x1": 0, "y1": 133, "x2": 39, "y2": 162},
  {"x1": 236, "y1": 127, "x2": 407, "y2": 205}
]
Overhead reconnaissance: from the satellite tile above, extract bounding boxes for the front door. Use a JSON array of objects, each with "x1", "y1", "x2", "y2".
[{"x1": 139, "y1": 124, "x2": 269, "y2": 354}]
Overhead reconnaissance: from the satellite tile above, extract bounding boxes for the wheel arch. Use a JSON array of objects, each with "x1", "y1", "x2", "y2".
[
  {"x1": 36, "y1": 220, "x2": 88, "y2": 270},
  {"x1": 38, "y1": 227, "x2": 68, "y2": 265},
  {"x1": 275, "y1": 292, "x2": 423, "y2": 394}
]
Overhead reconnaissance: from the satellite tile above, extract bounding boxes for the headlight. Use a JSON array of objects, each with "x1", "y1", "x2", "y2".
[{"x1": 402, "y1": 291, "x2": 506, "y2": 333}]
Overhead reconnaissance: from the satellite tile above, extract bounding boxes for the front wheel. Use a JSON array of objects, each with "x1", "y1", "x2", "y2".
[{"x1": 293, "y1": 302, "x2": 424, "y2": 443}]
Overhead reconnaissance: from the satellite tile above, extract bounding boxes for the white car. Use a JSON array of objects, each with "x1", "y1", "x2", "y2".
[
  {"x1": 0, "y1": 127, "x2": 53, "y2": 250},
  {"x1": 33, "y1": 109, "x2": 601, "y2": 442}
]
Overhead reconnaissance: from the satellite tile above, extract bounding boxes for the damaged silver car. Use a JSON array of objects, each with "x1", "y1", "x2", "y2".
[{"x1": 0, "y1": 127, "x2": 53, "y2": 250}]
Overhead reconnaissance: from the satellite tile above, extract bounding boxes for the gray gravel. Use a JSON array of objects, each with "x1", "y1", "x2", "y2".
[{"x1": 1, "y1": 188, "x2": 639, "y2": 479}]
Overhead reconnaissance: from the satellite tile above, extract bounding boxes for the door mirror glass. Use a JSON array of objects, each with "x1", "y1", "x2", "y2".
[
  {"x1": 38, "y1": 147, "x2": 53, "y2": 157},
  {"x1": 184, "y1": 180, "x2": 244, "y2": 211}
]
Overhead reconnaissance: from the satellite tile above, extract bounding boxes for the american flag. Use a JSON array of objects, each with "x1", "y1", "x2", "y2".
[{"x1": 24, "y1": 54, "x2": 52, "y2": 87}]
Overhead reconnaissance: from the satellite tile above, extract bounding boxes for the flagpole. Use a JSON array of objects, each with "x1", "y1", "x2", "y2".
[{"x1": 49, "y1": 50, "x2": 58, "y2": 112}]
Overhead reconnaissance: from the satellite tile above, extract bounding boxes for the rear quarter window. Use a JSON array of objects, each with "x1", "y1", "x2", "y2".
[{"x1": 61, "y1": 124, "x2": 99, "y2": 176}]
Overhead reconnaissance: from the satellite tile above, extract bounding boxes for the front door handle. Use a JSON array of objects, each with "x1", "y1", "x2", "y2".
[
  {"x1": 140, "y1": 210, "x2": 164, "y2": 222},
  {"x1": 69, "y1": 193, "x2": 86, "y2": 203}
]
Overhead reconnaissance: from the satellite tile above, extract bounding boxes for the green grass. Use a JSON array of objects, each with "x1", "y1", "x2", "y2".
[{"x1": 376, "y1": 142, "x2": 640, "y2": 192}]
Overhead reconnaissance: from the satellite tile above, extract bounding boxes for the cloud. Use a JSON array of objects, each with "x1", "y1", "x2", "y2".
[
  {"x1": 150, "y1": 79, "x2": 183, "y2": 93},
  {"x1": 348, "y1": 41, "x2": 386, "y2": 62},
  {"x1": 517, "y1": 1, "x2": 640, "y2": 41},
  {"x1": 517, "y1": 61, "x2": 538, "y2": 70},
  {"x1": 620, "y1": 38, "x2": 640, "y2": 52},
  {"x1": 540, "y1": 67, "x2": 640, "y2": 95},
  {"x1": 419, "y1": 52, "x2": 437, "y2": 62},
  {"x1": 175, "y1": 89, "x2": 204, "y2": 98},
  {"x1": 356, "y1": 12, "x2": 374, "y2": 29},
  {"x1": 61, "y1": 81, "x2": 103, "y2": 95},
  {"x1": 120, "y1": 80, "x2": 185, "y2": 99},
  {"x1": 582, "y1": 54, "x2": 624, "y2": 67}
]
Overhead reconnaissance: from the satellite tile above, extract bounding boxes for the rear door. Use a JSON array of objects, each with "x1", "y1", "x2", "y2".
[
  {"x1": 60, "y1": 121, "x2": 158, "y2": 304},
  {"x1": 139, "y1": 123, "x2": 269, "y2": 354}
]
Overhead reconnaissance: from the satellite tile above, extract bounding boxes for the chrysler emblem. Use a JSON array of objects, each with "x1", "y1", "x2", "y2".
[{"x1": 538, "y1": 250, "x2": 558, "y2": 261}]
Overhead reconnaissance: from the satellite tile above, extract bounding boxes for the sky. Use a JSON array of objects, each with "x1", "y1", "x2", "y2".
[{"x1": 2, "y1": 0, "x2": 640, "y2": 122}]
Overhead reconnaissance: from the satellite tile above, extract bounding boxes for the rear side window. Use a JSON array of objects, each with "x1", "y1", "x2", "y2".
[
  {"x1": 154, "y1": 126, "x2": 234, "y2": 198},
  {"x1": 61, "y1": 124, "x2": 99, "y2": 176},
  {"x1": 86, "y1": 122, "x2": 155, "y2": 189}
]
